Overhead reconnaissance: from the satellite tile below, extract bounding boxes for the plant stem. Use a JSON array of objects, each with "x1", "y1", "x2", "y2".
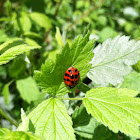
[
  {"x1": 57, "y1": 97, "x2": 84, "y2": 100},
  {"x1": 0, "y1": 108, "x2": 18, "y2": 127}
]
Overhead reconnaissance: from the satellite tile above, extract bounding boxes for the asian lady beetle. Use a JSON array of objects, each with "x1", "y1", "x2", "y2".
[{"x1": 64, "y1": 67, "x2": 80, "y2": 89}]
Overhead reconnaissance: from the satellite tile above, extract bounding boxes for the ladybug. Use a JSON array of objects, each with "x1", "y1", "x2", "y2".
[{"x1": 64, "y1": 67, "x2": 80, "y2": 89}]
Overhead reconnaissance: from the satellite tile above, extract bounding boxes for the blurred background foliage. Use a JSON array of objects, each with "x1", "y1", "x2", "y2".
[{"x1": 0, "y1": 0, "x2": 140, "y2": 139}]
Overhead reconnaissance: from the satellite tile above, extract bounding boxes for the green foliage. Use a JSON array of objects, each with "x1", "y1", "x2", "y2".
[
  {"x1": 83, "y1": 87, "x2": 140, "y2": 137},
  {"x1": 133, "y1": 60, "x2": 140, "y2": 72},
  {"x1": 30, "y1": 12, "x2": 52, "y2": 31},
  {"x1": 0, "y1": 38, "x2": 41, "y2": 65},
  {"x1": 0, "y1": 0, "x2": 140, "y2": 139},
  {"x1": 55, "y1": 27, "x2": 64, "y2": 47},
  {"x1": 0, "y1": 129, "x2": 42, "y2": 140},
  {"x1": 72, "y1": 105, "x2": 100, "y2": 139},
  {"x1": 121, "y1": 71, "x2": 140, "y2": 92},
  {"x1": 2, "y1": 83, "x2": 10, "y2": 105},
  {"x1": 88, "y1": 35, "x2": 140, "y2": 86},
  {"x1": 34, "y1": 32, "x2": 95, "y2": 96},
  {"x1": 19, "y1": 12, "x2": 32, "y2": 33},
  {"x1": 25, "y1": 98, "x2": 75, "y2": 140},
  {"x1": 16, "y1": 77, "x2": 44, "y2": 103},
  {"x1": 17, "y1": 109, "x2": 29, "y2": 132},
  {"x1": 8, "y1": 56, "x2": 26, "y2": 78},
  {"x1": 0, "y1": 128, "x2": 10, "y2": 137}
]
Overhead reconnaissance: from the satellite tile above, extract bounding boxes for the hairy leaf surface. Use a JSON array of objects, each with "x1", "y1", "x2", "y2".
[
  {"x1": 27, "y1": 98, "x2": 75, "y2": 140},
  {"x1": 88, "y1": 36, "x2": 140, "y2": 86},
  {"x1": 83, "y1": 87, "x2": 140, "y2": 138}
]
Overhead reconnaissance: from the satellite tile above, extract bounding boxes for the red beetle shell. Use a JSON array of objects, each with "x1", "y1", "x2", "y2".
[{"x1": 64, "y1": 67, "x2": 80, "y2": 88}]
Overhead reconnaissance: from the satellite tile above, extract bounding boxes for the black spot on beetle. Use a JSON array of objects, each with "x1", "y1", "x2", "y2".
[
  {"x1": 65, "y1": 73, "x2": 67, "y2": 76},
  {"x1": 67, "y1": 79, "x2": 70, "y2": 81},
  {"x1": 71, "y1": 75, "x2": 74, "y2": 79},
  {"x1": 64, "y1": 78, "x2": 66, "y2": 81},
  {"x1": 71, "y1": 81, "x2": 74, "y2": 84},
  {"x1": 75, "y1": 69, "x2": 77, "y2": 72},
  {"x1": 75, "y1": 75, "x2": 78, "y2": 78},
  {"x1": 68, "y1": 70, "x2": 72, "y2": 73},
  {"x1": 78, "y1": 72, "x2": 79, "y2": 75}
]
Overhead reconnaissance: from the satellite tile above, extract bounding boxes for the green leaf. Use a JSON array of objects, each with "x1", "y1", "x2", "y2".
[
  {"x1": 83, "y1": 87, "x2": 140, "y2": 138},
  {"x1": 30, "y1": 12, "x2": 52, "y2": 31},
  {"x1": 25, "y1": 38, "x2": 39, "y2": 46},
  {"x1": 34, "y1": 31, "x2": 95, "y2": 96},
  {"x1": 72, "y1": 105, "x2": 100, "y2": 139},
  {"x1": 55, "y1": 27, "x2": 64, "y2": 46},
  {"x1": 0, "y1": 38, "x2": 41, "y2": 65},
  {"x1": 0, "y1": 38, "x2": 23, "y2": 51},
  {"x1": 121, "y1": 71, "x2": 140, "y2": 92},
  {"x1": 99, "y1": 27, "x2": 117, "y2": 42},
  {"x1": 0, "y1": 30, "x2": 8, "y2": 43},
  {"x1": 133, "y1": 60, "x2": 140, "y2": 72},
  {"x1": 27, "y1": 98, "x2": 75, "y2": 140},
  {"x1": 16, "y1": 77, "x2": 43, "y2": 103},
  {"x1": 0, "y1": 128, "x2": 10, "y2": 137},
  {"x1": 19, "y1": 12, "x2": 32, "y2": 32},
  {"x1": 1, "y1": 131, "x2": 41, "y2": 140},
  {"x1": 9, "y1": 56, "x2": 26, "y2": 78},
  {"x1": 0, "y1": 66, "x2": 7, "y2": 79},
  {"x1": 88, "y1": 35, "x2": 140, "y2": 86},
  {"x1": 2, "y1": 84, "x2": 10, "y2": 105},
  {"x1": 23, "y1": 32, "x2": 42, "y2": 40},
  {"x1": 17, "y1": 108, "x2": 29, "y2": 132}
]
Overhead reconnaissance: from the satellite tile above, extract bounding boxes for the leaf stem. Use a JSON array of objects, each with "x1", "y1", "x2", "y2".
[
  {"x1": 57, "y1": 97, "x2": 84, "y2": 100},
  {"x1": 0, "y1": 108, "x2": 18, "y2": 127}
]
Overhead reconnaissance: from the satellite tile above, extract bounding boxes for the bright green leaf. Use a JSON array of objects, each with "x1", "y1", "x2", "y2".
[
  {"x1": 25, "y1": 38, "x2": 39, "y2": 46},
  {"x1": 83, "y1": 87, "x2": 140, "y2": 138},
  {"x1": 55, "y1": 27, "x2": 64, "y2": 46},
  {"x1": 30, "y1": 12, "x2": 52, "y2": 31},
  {"x1": 88, "y1": 35, "x2": 140, "y2": 86},
  {"x1": 121, "y1": 71, "x2": 140, "y2": 92},
  {"x1": 99, "y1": 27, "x2": 117, "y2": 42},
  {"x1": 0, "y1": 128, "x2": 10, "y2": 137},
  {"x1": 16, "y1": 77, "x2": 43, "y2": 103},
  {"x1": 0, "y1": 38, "x2": 41, "y2": 65},
  {"x1": 19, "y1": 12, "x2": 32, "y2": 32},
  {"x1": 34, "y1": 31, "x2": 95, "y2": 96},
  {"x1": 2, "y1": 131, "x2": 41, "y2": 140},
  {"x1": 2, "y1": 84, "x2": 10, "y2": 105},
  {"x1": 27, "y1": 98, "x2": 75, "y2": 140},
  {"x1": 17, "y1": 108, "x2": 29, "y2": 132},
  {"x1": 0, "y1": 30, "x2": 8, "y2": 43},
  {"x1": 0, "y1": 38, "x2": 24, "y2": 51}
]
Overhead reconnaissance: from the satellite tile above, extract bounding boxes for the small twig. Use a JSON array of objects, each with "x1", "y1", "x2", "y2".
[
  {"x1": 57, "y1": 97, "x2": 84, "y2": 100},
  {"x1": 0, "y1": 0, "x2": 5, "y2": 14},
  {"x1": 44, "y1": 0, "x2": 63, "y2": 40},
  {"x1": 0, "y1": 108, "x2": 18, "y2": 127},
  {"x1": 54, "y1": 0, "x2": 63, "y2": 17},
  {"x1": 68, "y1": 0, "x2": 105, "y2": 30}
]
